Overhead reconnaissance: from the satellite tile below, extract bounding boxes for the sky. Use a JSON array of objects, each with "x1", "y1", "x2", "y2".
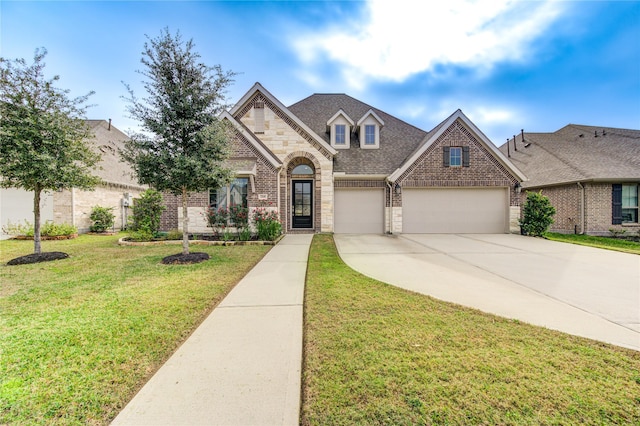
[{"x1": 1, "y1": 0, "x2": 639, "y2": 147}]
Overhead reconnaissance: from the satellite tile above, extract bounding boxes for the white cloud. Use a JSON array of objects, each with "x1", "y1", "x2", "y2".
[{"x1": 293, "y1": 0, "x2": 566, "y2": 89}]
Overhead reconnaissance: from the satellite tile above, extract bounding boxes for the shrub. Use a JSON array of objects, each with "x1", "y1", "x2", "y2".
[
  {"x1": 520, "y1": 191, "x2": 556, "y2": 237},
  {"x1": 229, "y1": 205, "x2": 249, "y2": 239},
  {"x1": 129, "y1": 189, "x2": 165, "y2": 235},
  {"x1": 166, "y1": 229, "x2": 183, "y2": 240},
  {"x1": 253, "y1": 208, "x2": 282, "y2": 241},
  {"x1": 205, "y1": 207, "x2": 229, "y2": 237},
  {"x1": 609, "y1": 228, "x2": 627, "y2": 238},
  {"x1": 3, "y1": 220, "x2": 77, "y2": 237},
  {"x1": 89, "y1": 206, "x2": 115, "y2": 232},
  {"x1": 127, "y1": 230, "x2": 154, "y2": 242}
]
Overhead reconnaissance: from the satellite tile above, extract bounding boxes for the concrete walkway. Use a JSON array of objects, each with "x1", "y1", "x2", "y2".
[
  {"x1": 335, "y1": 234, "x2": 640, "y2": 351},
  {"x1": 112, "y1": 234, "x2": 312, "y2": 426}
]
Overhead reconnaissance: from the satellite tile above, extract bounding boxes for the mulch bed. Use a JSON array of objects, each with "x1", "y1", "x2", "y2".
[
  {"x1": 7, "y1": 252, "x2": 70, "y2": 265},
  {"x1": 161, "y1": 252, "x2": 210, "y2": 265}
]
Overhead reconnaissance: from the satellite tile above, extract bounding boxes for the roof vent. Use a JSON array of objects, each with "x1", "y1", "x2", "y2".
[
  {"x1": 594, "y1": 130, "x2": 598, "y2": 137},
  {"x1": 602, "y1": 129, "x2": 606, "y2": 136},
  {"x1": 579, "y1": 134, "x2": 584, "y2": 138}
]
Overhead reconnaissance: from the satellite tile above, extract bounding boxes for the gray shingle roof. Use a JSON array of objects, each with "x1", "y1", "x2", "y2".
[
  {"x1": 288, "y1": 94, "x2": 427, "y2": 175},
  {"x1": 498, "y1": 124, "x2": 640, "y2": 188}
]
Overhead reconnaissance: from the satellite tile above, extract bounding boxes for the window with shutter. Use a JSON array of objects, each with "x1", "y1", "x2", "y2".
[
  {"x1": 462, "y1": 146, "x2": 470, "y2": 167},
  {"x1": 443, "y1": 146, "x2": 450, "y2": 167}
]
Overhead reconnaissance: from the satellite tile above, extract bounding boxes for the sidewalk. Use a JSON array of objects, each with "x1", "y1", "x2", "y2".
[{"x1": 111, "y1": 234, "x2": 313, "y2": 425}]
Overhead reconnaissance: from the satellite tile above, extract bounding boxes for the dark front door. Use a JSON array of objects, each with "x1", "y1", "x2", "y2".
[{"x1": 292, "y1": 180, "x2": 313, "y2": 228}]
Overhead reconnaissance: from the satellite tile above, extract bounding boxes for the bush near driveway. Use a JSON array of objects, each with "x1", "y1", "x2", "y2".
[
  {"x1": 302, "y1": 234, "x2": 640, "y2": 425},
  {"x1": 0, "y1": 234, "x2": 270, "y2": 425}
]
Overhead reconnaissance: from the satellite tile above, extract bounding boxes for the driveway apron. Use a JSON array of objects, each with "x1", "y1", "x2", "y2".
[
  {"x1": 112, "y1": 234, "x2": 311, "y2": 425},
  {"x1": 334, "y1": 234, "x2": 640, "y2": 351}
]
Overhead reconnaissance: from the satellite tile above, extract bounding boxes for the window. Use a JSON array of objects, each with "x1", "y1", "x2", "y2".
[
  {"x1": 364, "y1": 124, "x2": 376, "y2": 145},
  {"x1": 209, "y1": 178, "x2": 248, "y2": 210},
  {"x1": 450, "y1": 147, "x2": 462, "y2": 167},
  {"x1": 292, "y1": 164, "x2": 314, "y2": 175},
  {"x1": 335, "y1": 124, "x2": 346, "y2": 145},
  {"x1": 622, "y1": 184, "x2": 638, "y2": 223}
]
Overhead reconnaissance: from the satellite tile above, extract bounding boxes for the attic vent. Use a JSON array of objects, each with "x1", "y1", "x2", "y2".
[{"x1": 254, "y1": 101, "x2": 265, "y2": 133}]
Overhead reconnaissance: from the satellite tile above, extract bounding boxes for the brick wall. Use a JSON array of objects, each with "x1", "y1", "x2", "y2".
[
  {"x1": 397, "y1": 120, "x2": 520, "y2": 206},
  {"x1": 522, "y1": 185, "x2": 581, "y2": 234}
]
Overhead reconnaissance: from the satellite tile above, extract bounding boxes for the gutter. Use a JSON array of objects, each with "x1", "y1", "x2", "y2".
[{"x1": 333, "y1": 173, "x2": 387, "y2": 180}]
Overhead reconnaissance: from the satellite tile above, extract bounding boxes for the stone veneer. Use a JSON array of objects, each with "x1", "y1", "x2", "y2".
[{"x1": 54, "y1": 184, "x2": 145, "y2": 233}]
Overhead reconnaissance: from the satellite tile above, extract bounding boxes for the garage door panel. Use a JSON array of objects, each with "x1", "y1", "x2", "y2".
[
  {"x1": 403, "y1": 188, "x2": 507, "y2": 233},
  {"x1": 335, "y1": 189, "x2": 384, "y2": 234}
]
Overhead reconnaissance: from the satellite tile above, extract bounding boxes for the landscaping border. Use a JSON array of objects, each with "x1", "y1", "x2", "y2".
[{"x1": 118, "y1": 234, "x2": 284, "y2": 247}]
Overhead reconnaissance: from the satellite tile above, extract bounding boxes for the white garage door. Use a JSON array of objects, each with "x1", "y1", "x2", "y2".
[
  {"x1": 403, "y1": 188, "x2": 508, "y2": 233},
  {"x1": 334, "y1": 188, "x2": 384, "y2": 234}
]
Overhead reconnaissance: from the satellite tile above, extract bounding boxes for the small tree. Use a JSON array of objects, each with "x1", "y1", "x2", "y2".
[
  {"x1": 121, "y1": 28, "x2": 236, "y2": 257},
  {"x1": 129, "y1": 189, "x2": 165, "y2": 236},
  {"x1": 89, "y1": 206, "x2": 115, "y2": 233},
  {"x1": 520, "y1": 191, "x2": 556, "y2": 237},
  {"x1": 0, "y1": 49, "x2": 100, "y2": 256}
]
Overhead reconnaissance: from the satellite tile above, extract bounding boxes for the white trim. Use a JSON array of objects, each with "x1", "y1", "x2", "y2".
[
  {"x1": 356, "y1": 109, "x2": 384, "y2": 127},
  {"x1": 229, "y1": 82, "x2": 337, "y2": 156},
  {"x1": 388, "y1": 110, "x2": 527, "y2": 182},
  {"x1": 327, "y1": 109, "x2": 355, "y2": 127}
]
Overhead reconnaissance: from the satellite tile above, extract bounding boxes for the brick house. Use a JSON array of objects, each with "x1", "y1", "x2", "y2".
[
  {"x1": 161, "y1": 83, "x2": 525, "y2": 235},
  {"x1": 1, "y1": 120, "x2": 146, "y2": 238},
  {"x1": 498, "y1": 125, "x2": 640, "y2": 236}
]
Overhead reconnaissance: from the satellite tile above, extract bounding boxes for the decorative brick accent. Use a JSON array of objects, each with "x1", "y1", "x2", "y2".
[{"x1": 282, "y1": 152, "x2": 323, "y2": 232}]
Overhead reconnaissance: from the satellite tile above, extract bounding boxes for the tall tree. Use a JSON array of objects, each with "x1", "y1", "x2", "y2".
[
  {"x1": 122, "y1": 28, "x2": 236, "y2": 256},
  {"x1": 0, "y1": 49, "x2": 101, "y2": 255}
]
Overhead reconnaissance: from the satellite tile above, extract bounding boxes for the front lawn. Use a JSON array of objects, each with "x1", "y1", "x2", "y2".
[
  {"x1": 546, "y1": 232, "x2": 640, "y2": 254},
  {"x1": 0, "y1": 234, "x2": 269, "y2": 425},
  {"x1": 302, "y1": 234, "x2": 640, "y2": 425}
]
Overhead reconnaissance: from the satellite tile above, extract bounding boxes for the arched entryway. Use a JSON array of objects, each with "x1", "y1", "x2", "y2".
[{"x1": 284, "y1": 154, "x2": 321, "y2": 232}]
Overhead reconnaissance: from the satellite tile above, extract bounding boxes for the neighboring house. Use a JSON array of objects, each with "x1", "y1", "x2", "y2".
[
  {"x1": 161, "y1": 83, "x2": 525, "y2": 235},
  {"x1": 498, "y1": 125, "x2": 640, "y2": 235},
  {"x1": 0, "y1": 120, "x2": 146, "y2": 238}
]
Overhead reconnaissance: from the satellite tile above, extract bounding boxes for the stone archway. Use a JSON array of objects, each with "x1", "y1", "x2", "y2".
[{"x1": 282, "y1": 152, "x2": 322, "y2": 232}]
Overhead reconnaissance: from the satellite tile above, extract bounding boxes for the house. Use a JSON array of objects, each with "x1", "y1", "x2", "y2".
[
  {"x1": 0, "y1": 120, "x2": 146, "y2": 238},
  {"x1": 498, "y1": 125, "x2": 640, "y2": 235},
  {"x1": 160, "y1": 83, "x2": 525, "y2": 235}
]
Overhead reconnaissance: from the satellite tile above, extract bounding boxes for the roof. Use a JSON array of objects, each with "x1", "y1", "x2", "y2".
[
  {"x1": 498, "y1": 124, "x2": 640, "y2": 188},
  {"x1": 84, "y1": 120, "x2": 144, "y2": 188},
  {"x1": 288, "y1": 94, "x2": 427, "y2": 175}
]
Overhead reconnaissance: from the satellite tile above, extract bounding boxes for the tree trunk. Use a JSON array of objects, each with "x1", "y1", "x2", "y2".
[
  {"x1": 33, "y1": 184, "x2": 42, "y2": 254},
  {"x1": 181, "y1": 186, "x2": 189, "y2": 255}
]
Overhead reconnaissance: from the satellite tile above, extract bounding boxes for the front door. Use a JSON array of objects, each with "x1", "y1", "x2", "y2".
[{"x1": 292, "y1": 180, "x2": 313, "y2": 228}]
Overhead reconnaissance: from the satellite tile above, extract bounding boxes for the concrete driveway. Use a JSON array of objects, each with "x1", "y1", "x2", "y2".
[{"x1": 334, "y1": 234, "x2": 640, "y2": 351}]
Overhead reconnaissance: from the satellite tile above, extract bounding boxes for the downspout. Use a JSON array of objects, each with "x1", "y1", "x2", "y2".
[
  {"x1": 276, "y1": 168, "x2": 282, "y2": 226},
  {"x1": 577, "y1": 182, "x2": 585, "y2": 234},
  {"x1": 386, "y1": 179, "x2": 393, "y2": 234}
]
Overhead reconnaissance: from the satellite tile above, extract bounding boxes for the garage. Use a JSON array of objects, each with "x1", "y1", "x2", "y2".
[
  {"x1": 334, "y1": 188, "x2": 384, "y2": 234},
  {"x1": 402, "y1": 188, "x2": 508, "y2": 233}
]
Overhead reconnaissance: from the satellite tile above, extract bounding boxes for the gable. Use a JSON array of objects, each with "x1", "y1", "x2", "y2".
[
  {"x1": 396, "y1": 119, "x2": 522, "y2": 187},
  {"x1": 390, "y1": 110, "x2": 526, "y2": 184},
  {"x1": 231, "y1": 84, "x2": 336, "y2": 160}
]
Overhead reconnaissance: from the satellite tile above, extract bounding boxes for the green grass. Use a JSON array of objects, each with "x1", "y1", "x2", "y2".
[
  {"x1": 302, "y1": 234, "x2": 640, "y2": 425},
  {"x1": 546, "y1": 232, "x2": 640, "y2": 254},
  {"x1": 0, "y1": 234, "x2": 270, "y2": 425}
]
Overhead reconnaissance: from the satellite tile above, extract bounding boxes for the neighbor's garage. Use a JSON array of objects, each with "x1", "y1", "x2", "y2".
[
  {"x1": 334, "y1": 188, "x2": 384, "y2": 234},
  {"x1": 402, "y1": 187, "x2": 508, "y2": 233}
]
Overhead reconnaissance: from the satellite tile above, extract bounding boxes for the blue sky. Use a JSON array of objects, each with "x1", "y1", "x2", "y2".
[{"x1": 2, "y1": 0, "x2": 639, "y2": 146}]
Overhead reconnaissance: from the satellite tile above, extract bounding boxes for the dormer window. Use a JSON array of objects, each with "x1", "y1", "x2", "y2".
[
  {"x1": 335, "y1": 125, "x2": 346, "y2": 145},
  {"x1": 327, "y1": 109, "x2": 354, "y2": 149},
  {"x1": 357, "y1": 109, "x2": 384, "y2": 149},
  {"x1": 364, "y1": 125, "x2": 375, "y2": 145}
]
